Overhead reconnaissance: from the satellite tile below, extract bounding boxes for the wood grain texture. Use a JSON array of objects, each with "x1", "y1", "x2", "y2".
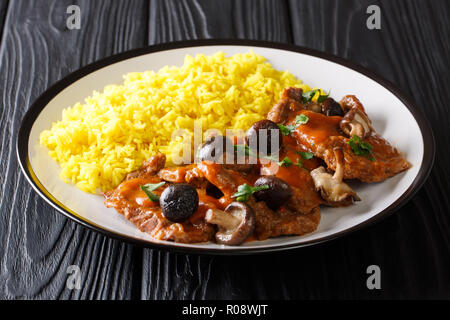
[
  {"x1": 0, "y1": 0, "x2": 148, "y2": 299},
  {"x1": 0, "y1": 0, "x2": 448, "y2": 300},
  {"x1": 0, "y1": 1, "x2": 9, "y2": 43},
  {"x1": 148, "y1": 0, "x2": 292, "y2": 43}
]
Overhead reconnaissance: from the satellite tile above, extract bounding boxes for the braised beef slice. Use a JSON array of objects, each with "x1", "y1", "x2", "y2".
[
  {"x1": 268, "y1": 88, "x2": 411, "y2": 182},
  {"x1": 104, "y1": 154, "x2": 214, "y2": 243}
]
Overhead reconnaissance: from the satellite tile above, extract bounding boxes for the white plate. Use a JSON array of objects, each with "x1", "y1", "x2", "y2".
[{"x1": 17, "y1": 40, "x2": 434, "y2": 254}]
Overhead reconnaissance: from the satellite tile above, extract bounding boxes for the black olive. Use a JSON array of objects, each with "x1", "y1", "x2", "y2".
[
  {"x1": 322, "y1": 98, "x2": 344, "y2": 117},
  {"x1": 253, "y1": 176, "x2": 293, "y2": 210},
  {"x1": 197, "y1": 135, "x2": 232, "y2": 163},
  {"x1": 246, "y1": 120, "x2": 282, "y2": 155},
  {"x1": 160, "y1": 184, "x2": 199, "y2": 222}
]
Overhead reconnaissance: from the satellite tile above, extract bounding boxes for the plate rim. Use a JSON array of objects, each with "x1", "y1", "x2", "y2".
[{"x1": 16, "y1": 39, "x2": 435, "y2": 255}]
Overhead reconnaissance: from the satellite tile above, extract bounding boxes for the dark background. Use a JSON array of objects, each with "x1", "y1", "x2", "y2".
[{"x1": 0, "y1": 0, "x2": 448, "y2": 299}]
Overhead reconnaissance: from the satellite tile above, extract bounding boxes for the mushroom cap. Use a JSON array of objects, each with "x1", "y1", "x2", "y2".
[
  {"x1": 246, "y1": 119, "x2": 282, "y2": 155},
  {"x1": 339, "y1": 95, "x2": 365, "y2": 113},
  {"x1": 160, "y1": 184, "x2": 199, "y2": 222},
  {"x1": 339, "y1": 108, "x2": 372, "y2": 139},
  {"x1": 196, "y1": 134, "x2": 254, "y2": 172},
  {"x1": 253, "y1": 176, "x2": 293, "y2": 210},
  {"x1": 196, "y1": 135, "x2": 232, "y2": 163},
  {"x1": 207, "y1": 202, "x2": 256, "y2": 246}
]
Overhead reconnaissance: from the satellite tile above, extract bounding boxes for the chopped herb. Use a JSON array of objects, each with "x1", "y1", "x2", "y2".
[
  {"x1": 302, "y1": 89, "x2": 330, "y2": 103},
  {"x1": 302, "y1": 89, "x2": 318, "y2": 103},
  {"x1": 277, "y1": 114, "x2": 309, "y2": 136},
  {"x1": 278, "y1": 156, "x2": 293, "y2": 167},
  {"x1": 347, "y1": 135, "x2": 375, "y2": 161},
  {"x1": 295, "y1": 114, "x2": 309, "y2": 125},
  {"x1": 294, "y1": 158, "x2": 311, "y2": 171},
  {"x1": 231, "y1": 183, "x2": 269, "y2": 202},
  {"x1": 297, "y1": 151, "x2": 314, "y2": 160},
  {"x1": 140, "y1": 182, "x2": 166, "y2": 202},
  {"x1": 317, "y1": 90, "x2": 330, "y2": 103},
  {"x1": 277, "y1": 123, "x2": 294, "y2": 136}
]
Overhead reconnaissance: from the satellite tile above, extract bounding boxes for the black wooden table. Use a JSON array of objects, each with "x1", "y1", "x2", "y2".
[{"x1": 0, "y1": 0, "x2": 448, "y2": 300}]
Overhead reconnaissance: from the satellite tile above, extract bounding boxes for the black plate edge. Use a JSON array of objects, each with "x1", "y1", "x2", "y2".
[{"x1": 16, "y1": 39, "x2": 436, "y2": 255}]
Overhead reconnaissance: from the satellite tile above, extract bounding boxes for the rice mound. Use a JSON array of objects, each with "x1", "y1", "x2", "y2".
[{"x1": 40, "y1": 51, "x2": 317, "y2": 193}]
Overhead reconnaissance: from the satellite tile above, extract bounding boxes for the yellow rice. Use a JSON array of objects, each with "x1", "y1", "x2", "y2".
[{"x1": 40, "y1": 51, "x2": 322, "y2": 193}]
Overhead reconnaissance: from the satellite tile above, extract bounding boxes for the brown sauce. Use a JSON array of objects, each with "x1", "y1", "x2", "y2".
[
  {"x1": 291, "y1": 110, "x2": 342, "y2": 150},
  {"x1": 117, "y1": 176, "x2": 163, "y2": 208}
]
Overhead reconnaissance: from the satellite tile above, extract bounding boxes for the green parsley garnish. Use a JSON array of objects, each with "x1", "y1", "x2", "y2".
[
  {"x1": 140, "y1": 182, "x2": 166, "y2": 202},
  {"x1": 317, "y1": 91, "x2": 330, "y2": 103},
  {"x1": 302, "y1": 89, "x2": 329, "y2": 103},
  {"x1": 277, "y1": 123, "x2": 293, "y2": 136},
  {"x1": 294, "y1": 152, "x2": 313, "y2": 169},
  {"x1": 296, "y1": 114, "x2": 309, "y2": 125},
  {"x1": 347, "y1": 135, "x2": 375, "y2": 161},
  {"x1": 297, "y1": 151, "x2": 314, "y2": 160},
  {"x1": 278, "y1": 156, "x2": 293, "y2": 167},
  {"x1": 277, "y1": 114, "x2": 310, "y2": 136},
  {"x1": 302, "y1": 90, "x2": 317, "y2": 103},
  {"x1": 231, "y1": 184, "x2": 269, "y2": 202},
  {"x1": 295, "y1": 158, "x2": 304, "y2": 168}
]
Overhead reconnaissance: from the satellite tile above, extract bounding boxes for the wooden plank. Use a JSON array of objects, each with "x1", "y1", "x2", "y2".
[
  {"x1": 0, "y1": 0, "x2": 148, "y2": 299},
  {"x1": 288, "y1": 0, "x2": 450, "y2": 298}
]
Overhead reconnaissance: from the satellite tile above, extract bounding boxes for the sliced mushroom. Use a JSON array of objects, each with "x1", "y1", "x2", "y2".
[
  {"x1": 339, "y1": 107, "x2": 372, "y2": 139},
  {"x1": 205, "y1": 202, "x2": 255, "y2": 245},
  {"x1": 310, "y1": 147, "x2": 360, "y2": 206}
]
